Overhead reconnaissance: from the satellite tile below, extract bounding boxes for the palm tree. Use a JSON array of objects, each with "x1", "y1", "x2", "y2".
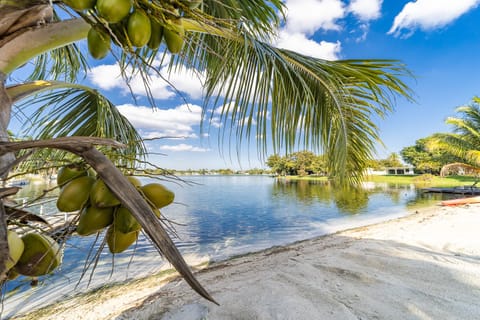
[
  {"x1": 432, "y1": 98, "x2": 480, "y2": 167},
  {"x1": 0, "y1": 0, "x2": 413, "y2": 303},
  {"x1": 431, "y1": 98, "x2": 480, "y2": 181}
]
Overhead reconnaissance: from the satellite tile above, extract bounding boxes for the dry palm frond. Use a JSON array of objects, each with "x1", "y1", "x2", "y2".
[{"x1": 440, "y1": 162, "x2": 480, "y2": 177}]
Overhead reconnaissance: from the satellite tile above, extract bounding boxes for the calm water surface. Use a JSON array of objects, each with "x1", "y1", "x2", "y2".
[{"x1": 3, "y1": 175, "x2": 449, "y2": 317}]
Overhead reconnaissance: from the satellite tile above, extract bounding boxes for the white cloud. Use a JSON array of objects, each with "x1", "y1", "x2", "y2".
[
  {"x1": 348, "y1": 0, "x2": 383, "y2": 21},
  {"x1": 275, "y1": 31, "x2": 341, "y2": 60},
  {"x1": 283, "y1": 0, "x2": 346, "y2": 35},
  {"x1": 388, "y1": 0, "x2": 480, "y2": 37},
  {"x1": 117, "y1": 103, "x2": 202, "y2": 138},
  {"x1": 159, "y1": 144, "x2": 210, "y2": 152},
  {"x1": 87, "y1": 64, "x2": 124, "y2": 90},
  {"x1": 88, "y1": 61, "x2": 205, "y2": 100}
]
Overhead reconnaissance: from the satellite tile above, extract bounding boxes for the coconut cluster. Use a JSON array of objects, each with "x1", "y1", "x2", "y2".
[
  {"x1": 56, "y1": 164, "x2": 175, "y2": 254},
  {"x1": 62, "y1": 0, "x2": 203, "y2": 59}
]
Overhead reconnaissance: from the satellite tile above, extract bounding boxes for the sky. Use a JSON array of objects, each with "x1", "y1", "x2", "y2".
[{"x1": 10, "y1": 0, "x2": 480, "y2": 170}]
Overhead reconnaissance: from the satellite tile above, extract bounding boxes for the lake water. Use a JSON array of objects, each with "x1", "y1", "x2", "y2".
[{"x1": 2, "y1": 175, "x2": 448, "y2": 317}]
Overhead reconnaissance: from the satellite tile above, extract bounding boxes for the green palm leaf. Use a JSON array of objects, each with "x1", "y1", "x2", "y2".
[
  {"x1": 27, "y1": 11, "x2": 89, "y2": 82},
  {"x1": 12, "y1": 82, "x2": 145, "y2": 170},
  {"x1": 175, "y1": 31, "x2": 413, "y2": 185}
]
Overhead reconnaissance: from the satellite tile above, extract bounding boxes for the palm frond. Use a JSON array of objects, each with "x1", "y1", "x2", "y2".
[
  {"x1": 174, "y1": 31, "x2": 413, "y2": 185},
  {"x1": 440, "y1": 162, "x2": 480, "y2": 177},
  {"x1": 26, "y1": 10, "x2": 89, "y2": 82},
  {"x1": 13, "y1": 84, "x2": 145, "y2": 171},
  {"x1": 201, "y1": 0, "x2": 284, "y2": 40}
]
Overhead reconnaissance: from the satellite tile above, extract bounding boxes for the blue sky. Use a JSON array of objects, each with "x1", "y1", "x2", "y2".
[{"x1": 11, "y1": 0, "x2": 480, "y2": 170}]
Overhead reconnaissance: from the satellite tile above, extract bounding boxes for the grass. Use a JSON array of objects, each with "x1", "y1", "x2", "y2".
[
  {"x1": 366, "y1": 174, "x2": 478, "y2": 187},
  {"x1": 280, "y1": 174, "x2": 478, "y2": 187}
]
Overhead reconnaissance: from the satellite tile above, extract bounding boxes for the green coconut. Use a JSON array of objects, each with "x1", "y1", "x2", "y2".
[
  {"x1": 114, "y1": 206, "x2": 141, "y2": 233},
  {"x1": 87, "y1": 27, "x2": 111, "y2": 60},
  {"x1": 180, "y1": 0, "x2": 202, "y2": 9},
  {"x1": 127, "y1": 176, "x2": 142, "y2": 188},
  {"x1": 63, "y1": 0, "x2": 96, "y2": 11},
  {"x1": 163, "y1": 18, "x2": 184, "y2": 54},
  {"x1": 147, "y1": 18, "x2": 163, "y2": 50},
  {"x1": 5, "y1": 230, "x2": 24, "y2": 271},
  {"x1": 96, "y1": 0, "x2": 132, "y2": 23},
  {"x1": 76, "y1": 205, "x2": 114, "y2": 236},
  {"x1": 127, "y1": 10, "x2": 151, "y2": 47},
  {"x1": 57, "y1": 164, "x2": 88, "y2": 186},
  {"x1": 57, "y1": 176, "x2": 95, "y2": 212},
  {"x1": 15, "y1": 233, "x2": 62, "y2": 277},
  {"x1": 141, "y1": 183, "x2": 175, "y2": 208},
  {"x1": 90, "y1": 178, "x2": 121, "y2": 208},
  {"x1": 106, "y1": 225, "x2": 139, "y2": 253}
]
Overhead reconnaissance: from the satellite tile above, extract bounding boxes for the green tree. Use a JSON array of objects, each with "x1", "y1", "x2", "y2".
[
  {"x1": 291, "y1": 151, "x2": 316, "y2": 176},
  {"x1": 266, "y1": 154, "x2": 286, "y2": 175},
  {"x1": 400, "y1": 136, "x2": 456, "y2": 174},
  {"x1": 0, "y1": 0, "x2": 413, "y2": 303},
  {"x1": 380, "y1": 152, "x2": 403, "y2": 167}
]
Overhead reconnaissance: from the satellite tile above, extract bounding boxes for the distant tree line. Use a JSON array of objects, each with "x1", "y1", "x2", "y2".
[{"x1": 266, "y1": 151, "x2": 327, "y2": 176}]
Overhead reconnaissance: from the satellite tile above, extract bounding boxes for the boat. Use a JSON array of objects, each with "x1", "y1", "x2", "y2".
[{"x1": 440, "y1": 196, "x2": 480, "y2": 206}]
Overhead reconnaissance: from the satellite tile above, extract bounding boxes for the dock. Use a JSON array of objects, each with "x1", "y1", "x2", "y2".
[{"x1": 422, "y1": 186, "x2": 480, "y2": 195}]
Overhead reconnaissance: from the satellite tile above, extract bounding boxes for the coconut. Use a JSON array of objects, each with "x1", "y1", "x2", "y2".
[
  {"x1": 96, "y1": 0, "x2": 132, "y2": 23},
  {"x1": 76, "y1": 205, "x2": 114, "y2": 236},
  {"x1": 164, "y1": 18, "x2": 184, "y2": 54},
  {"x1": 87, "y1": 27, "x2": 111, "y2": 60},
  {"x1": 63, "y1": 0, "x2": 96, "y2": 11},
  {"x1": 57, "y1": 164, "x2": 88, "y2": 186},
  {"x1": 127, "y1": 175, "x2": 142, "y2": 188},
  {"x1": 127, "y1": 10, "x2": 151, "y2": 47},
  {"x1": 90, "y1": 178, "x2": 120, "y2": 208},
  {"x1": 57, "y1": 175, "x2": 95, "y2": 212},
  {"x1": 114, "y1": 206, "x2": 141, "y2": 233},
  {"x1": 180, "y1": 0, "x2": 202, "y2": 9},
  {"x1": 106, "y1": 225, "x2": 139, "y2": 253},
  {"x1": 5, "y1": 230, "x2": 24, "y2": 271},
  {"x1": 140, "y1": 183, "x2": 175, "y2": 208},
  {"x1": 15, "y1": 233, "x2": 62, "y2": 277},
  {"x1": 147, "y1": 18, "x2": 163, "y2": 50}
]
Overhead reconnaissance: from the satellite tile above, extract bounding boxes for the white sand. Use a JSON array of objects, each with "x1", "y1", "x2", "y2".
[{"x1": 14, "y1": 204, "x2": 480, "y2": 319}]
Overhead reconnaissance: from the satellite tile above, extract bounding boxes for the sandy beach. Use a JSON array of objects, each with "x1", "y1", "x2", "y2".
[{"x1": 13, "y1": 203, "x2": 480, "y2": 320}]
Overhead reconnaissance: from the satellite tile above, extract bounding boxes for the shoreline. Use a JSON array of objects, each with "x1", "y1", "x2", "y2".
[{"x1": 12, "y1": 203, "x2": 480, "y2": 319}]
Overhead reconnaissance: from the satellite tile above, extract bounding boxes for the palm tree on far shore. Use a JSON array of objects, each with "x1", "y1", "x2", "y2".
[{"x1": 431, "y1": 97, "x2": 480, "y2": 181}]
